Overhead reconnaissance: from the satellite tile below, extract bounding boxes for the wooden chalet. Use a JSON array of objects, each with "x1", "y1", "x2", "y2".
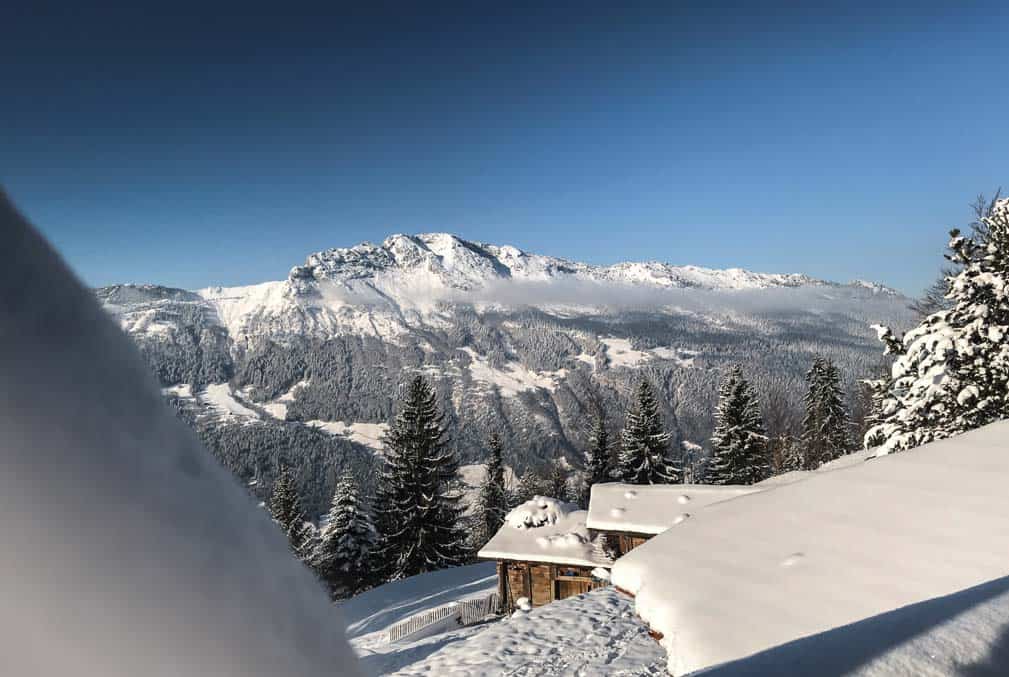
[
  {"x1": 586, "y1": 483, "x2": 760, "y2": 557},
  {"x1": 477, "y1": 497, "x2": 612, "y2": 612}
]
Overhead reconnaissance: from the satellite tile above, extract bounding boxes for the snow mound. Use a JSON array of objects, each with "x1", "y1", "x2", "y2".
[
  {"x1": 612, "y1": 421, "x2": 1009, "y2": 676},
  {"x1": 480, "y1": 497, "x2": 612, "y2": 568},
  {"x1": 505, "y1": 496, "x2": 574, "y2": 529}
]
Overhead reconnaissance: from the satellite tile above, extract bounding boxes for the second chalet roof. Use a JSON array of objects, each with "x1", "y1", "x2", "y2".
[
  {"x1": 586, "y1": 483, "x2": 760, "y2": 535},
  {"x1": 478, "y1": 496, "x2": 613, "y2": 568}
]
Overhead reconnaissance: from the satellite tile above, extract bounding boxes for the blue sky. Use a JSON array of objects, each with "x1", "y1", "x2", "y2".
[{"x1": 2, "y1": 1, "x2": 1006, "y2": 295}]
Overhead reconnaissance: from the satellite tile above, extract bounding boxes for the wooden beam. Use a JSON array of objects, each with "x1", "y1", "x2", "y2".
[
  {"x1": 614, "y1": 586, "x2": 636, "y2": 598},
  {"x1": 496, "y1": 560, "x2": 508, "y2": 614}
]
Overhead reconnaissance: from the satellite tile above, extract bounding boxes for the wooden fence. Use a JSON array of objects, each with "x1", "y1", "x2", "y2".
[{"x1": 387, "y1": 592, "x2": 500, "y2": 644}]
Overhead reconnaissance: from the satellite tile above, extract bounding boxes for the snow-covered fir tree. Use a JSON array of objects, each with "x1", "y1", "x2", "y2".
[
  {"x1": 866, "y1": 197, "x2": 1009, "y2": 454},
  {"x1": 799, "y1": 357, "x2": 852, "y2": 469},
  {"x1": 269, "y1": 463, "x2": 312, "y2": 556},
  {"x1": 475, "y1": 433, "x2": 508, "y2": 547},
  {"x1": 311, "y1": 470, "x2": 378, "y2": 598},
  {"x1": 617, "y1": 379, "x2": 681, "y2": 484},
  {"x1": 374, "y1": 376, "x2": 467, "y2": 580},
  {"x1": 708, "y1": 365, "x2": 769, "y2": 485}
]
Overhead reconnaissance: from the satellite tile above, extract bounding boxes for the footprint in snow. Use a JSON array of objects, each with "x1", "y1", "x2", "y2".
[{"x1": 781, "y1": 552, "x2": 805, "y2": 567}]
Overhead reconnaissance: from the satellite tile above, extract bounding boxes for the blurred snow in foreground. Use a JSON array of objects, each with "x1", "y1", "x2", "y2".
[{"x1": 0, "y1": 195, "x2": 362, "y2": 676}]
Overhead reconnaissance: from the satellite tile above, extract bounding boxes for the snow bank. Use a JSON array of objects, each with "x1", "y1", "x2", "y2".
[
  {"x1": 479, "y1": 497, "x2": 612, "y2": 568},
  {"x1": 0, "y1": 196, "x2": 362, "y2": 676},
  {"x1": 611, "y1": 421, "x2": 1009, "y2": 676},
  {"x1": 586, "y1": 482, "x2": 758, "y2": 535}
]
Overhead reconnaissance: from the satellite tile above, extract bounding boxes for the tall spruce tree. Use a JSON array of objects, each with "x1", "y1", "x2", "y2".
[
  {"x1": 800, "y1": 357, "x2": 852, "y2": 469},
  {"x1": 374, "y1": 376, "x2": 466, "y2": 580},
  {"x1": 269, "y1": 463, "x2": 311, "y2": 555},
  {"x1": 476, "y1": 433, "x2": 508, "y2": 547},
  {"x1": 708, "y1": 366, "x2": 769, "y2": 485},
  {"x1": 867, "y1": 197, "x2": 1009, "y2": 453},
  {"x1": 617, "y1": 379, "x2": 681, "y2": 484},
  {"x1": 311, "y1": 470, "x2": 378, "y2": 598}
]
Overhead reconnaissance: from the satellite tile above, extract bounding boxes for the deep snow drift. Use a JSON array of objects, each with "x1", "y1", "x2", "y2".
[
  {"x1": 612, "y1": 421, "x2": 1009, "y2": 676},
  {"x1": 0, "y1": 195, "x2": 361, "y2": 676}
]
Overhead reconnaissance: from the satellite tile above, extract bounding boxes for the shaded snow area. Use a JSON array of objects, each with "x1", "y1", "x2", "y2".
[
  {"x1": 612, "y1": 421, "x2": 1009, "y2": 676},
  {"x1": 480, "y1": 497, "x2": 612, "y2": 568},
  {"x1": 460, "y1": 347, "x2": 566, "y2": 396},
  {"x1": 341, "y1": 564, "x2": 498, "y2": 674},
  {"x1": 1, "y1": 198, "x2": 361, "y2": 676},
  {"x1": 586, "y1": 483, "x2": 759, "y2": 536},
  {"x1": 395, "y1": 588, "x2": 666, "y2": 676}
]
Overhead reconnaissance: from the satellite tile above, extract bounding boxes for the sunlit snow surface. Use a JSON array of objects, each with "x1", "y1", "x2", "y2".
[
  {"x1": 612, "y1": 421, "x2": 1009, "y2": 676},
  {"x1": 345, "y1": 571, "x2": 665, "y2": 677}
]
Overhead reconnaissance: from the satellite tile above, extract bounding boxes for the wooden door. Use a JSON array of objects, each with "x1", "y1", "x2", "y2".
[{"x1": 530, "y1": 565, "x2": 552, "y2": 606}]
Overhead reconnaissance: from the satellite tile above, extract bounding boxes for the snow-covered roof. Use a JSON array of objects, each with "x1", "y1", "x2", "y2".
[
  {"x1": 611, "y1": 421, "x2": 1009, "y2": 676},
  {"x1": 478, "y1": 497, "x2": 613, "y2": 568},
  {"x1": 586, "y1": 482, "x2": 759, "y2": 535}
]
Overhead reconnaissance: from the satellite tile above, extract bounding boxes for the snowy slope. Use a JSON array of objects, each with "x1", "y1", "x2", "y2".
[
  {"x1": 394, "y1": 588, "x2": 666, "y2": 676},
  {"x1": 1, "y1": 195, "x2": 362, "y2": 676},
  {"x1": 611, "y1": 421, "x2": 1009, "y2": 676},
  {"x1": 341, "y1": 563, "x2": 664, "y2": 677},
  {"x1": 99, "y1": 231, "x2": 913, "y2": 516}
]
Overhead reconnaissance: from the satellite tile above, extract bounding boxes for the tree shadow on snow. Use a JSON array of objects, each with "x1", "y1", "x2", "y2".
[
  {"x1": 703, "y1": 575, "x2": 1009, "y2": 676},
  {"x1": 958, "y1": 621, "x2": 1009, "y2": 677}
]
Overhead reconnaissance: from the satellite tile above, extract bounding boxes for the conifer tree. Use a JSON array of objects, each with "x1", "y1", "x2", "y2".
[
  {"x1": 475, "y1": 433, "x2": 508, "y2": 547},
  {"x1": 867, "y1": 197, "x2": 1009, "y2": 453},
  {"x1": 800, "y1": 357, "x2": 852, "y2": 469},
  {"x1": 312, "y1": 470, "x2": 378, "y2": 598},
  {"x1": 617, "y1": 379, "x2": 681, "y2": 484},
  {"x1": 374, "y1": 376, "x2": 466, "y2": 580},
  {"x1": 546, "y1": 462, "x2": 569, "y2": 500},
  {"x1": 514, "y1": 468, "x2": 545, "y2": 505},
  {"x1": 269, "y1": 463, "x2": 312, "y2": 555},
  {"x1": 585, "y1": 410, "x2": 611, "y2": 487},
  {"x1": 708, "y1": 366, "x2": 769, "y2": 485}
]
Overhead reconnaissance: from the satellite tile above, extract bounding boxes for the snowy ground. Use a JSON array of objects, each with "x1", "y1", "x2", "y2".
[
  {"x1": 340, "y1": 564, "x2": 665, "y2": 676},
  {"x1": 395, "y1": 588, "x2": 665, "y2": 676},
  {"x1": 341, "y1": 564, "x2": 498, "y2": 674}
]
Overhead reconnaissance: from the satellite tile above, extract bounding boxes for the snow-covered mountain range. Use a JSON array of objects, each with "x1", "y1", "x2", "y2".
[{"x1": 98, "y1": 233, "x2": 911, "y2": 516}]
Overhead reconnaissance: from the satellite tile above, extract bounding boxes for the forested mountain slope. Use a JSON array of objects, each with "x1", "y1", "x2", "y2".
[{"x1": 97, "y1": 233, "x2": 912, "y2": 515}]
